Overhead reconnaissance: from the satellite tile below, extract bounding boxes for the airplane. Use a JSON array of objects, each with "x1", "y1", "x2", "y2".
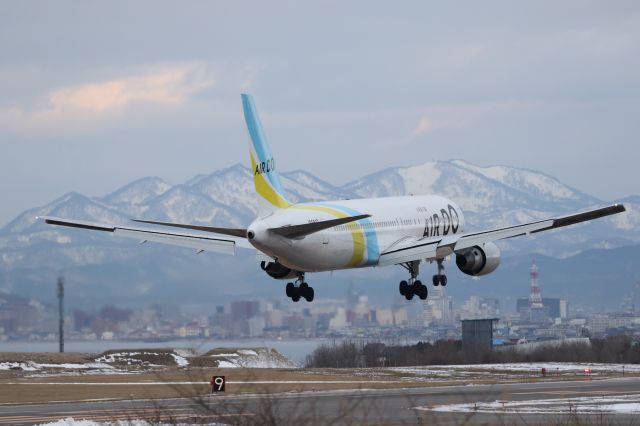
[{"x1": 41, "y1": 94, "x2": 627, "y2": 303}]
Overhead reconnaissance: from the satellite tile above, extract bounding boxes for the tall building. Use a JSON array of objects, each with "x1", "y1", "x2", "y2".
[
  {"x1": 422, "y1": 285, "x2": 454, "y2": 325},
  {"x1": 518, "y1": 260, "x2": 550, "y2": 323},
  {"x1": 230, "y1": 300, "x2": 260, "y2": 321},
  {"x1": 621, "y1": 281, "x2": 640, "y2": 314},
  {"x1": 529, "y1": 260, "x2": 543, "y2": 308}
]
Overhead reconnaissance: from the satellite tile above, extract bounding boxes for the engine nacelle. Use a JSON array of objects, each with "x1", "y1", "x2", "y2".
[
  {"x1": 455, "y1": 242, "x2": 501, "y2": 276},
  {"x1": 260, "y1": 261, "x2": 299, "y2": 279}
]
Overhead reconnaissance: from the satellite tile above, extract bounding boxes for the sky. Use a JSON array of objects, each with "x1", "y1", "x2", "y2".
[{"x1": 1, "y1": 1, "x2": 639, "y2": 227}]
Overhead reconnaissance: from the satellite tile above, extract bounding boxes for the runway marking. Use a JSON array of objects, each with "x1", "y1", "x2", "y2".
[{"x1": 6, "y1": 380, "x2": 405, "y2": 385}]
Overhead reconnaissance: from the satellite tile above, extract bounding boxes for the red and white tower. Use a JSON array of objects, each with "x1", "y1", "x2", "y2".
[{"x1": 529, "y1": 260, "x2": 543, "y2": 308}]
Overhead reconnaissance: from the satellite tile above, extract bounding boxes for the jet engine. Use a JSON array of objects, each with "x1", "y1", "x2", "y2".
[
  {"x1": 455, "y1": 242, "x2": 501, "y2": 276},
  {"x1": 260, "y1": 261, "x2": 299, "y2": 279}
]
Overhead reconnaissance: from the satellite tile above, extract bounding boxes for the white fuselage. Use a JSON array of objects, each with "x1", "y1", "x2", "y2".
[{"x1": 248, "y1": 195, "x2": 465, "y2": 272}]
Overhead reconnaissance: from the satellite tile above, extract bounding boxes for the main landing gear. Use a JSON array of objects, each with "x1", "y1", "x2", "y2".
[
  {"x1": 398, "y1": 261, "x2": 428, "y2": 301},
  {"x1": 398, "y1": 259, "x2": 449, "y2": 301},
  {"x1": 286, "y1": 274, "x2": 314, "y2": 302}
]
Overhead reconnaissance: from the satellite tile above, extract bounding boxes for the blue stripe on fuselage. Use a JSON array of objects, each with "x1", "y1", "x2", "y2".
[{"x1": 320, "y1": 202, "x2": 380, "y2": 266}]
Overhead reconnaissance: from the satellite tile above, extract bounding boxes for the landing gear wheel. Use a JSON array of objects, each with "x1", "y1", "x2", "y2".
[
  {"x1": 417, "y1": 283, "x2": 428, "y2": 300},
  {"x1": 286, "y1": 282, "x2": 295, "y2": 298},
  {"x1": 291, "y1": 286, "x2": 303, "y2": 302},
  {"x1": 404, "y1": 284, "x2": 414, "y2": 300},
  {"x1": 303, "y1": 286, "x2": 314, "y2": 302},
  {"x1": 440, "y1": 275, "x2": 447, "y2": 286},
  {"x1": 432, "y1": 275, "x2": 440, "y2": 286},
  {"x1": 399, "y1": 280, "x2": 408, "y2": 296}
]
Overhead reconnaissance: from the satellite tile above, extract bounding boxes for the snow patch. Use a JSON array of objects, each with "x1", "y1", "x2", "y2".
[
  {"x1": 207, "y1": 347, "x2": 295, "y2": 368},
  {"x1": 171, "y1": 353, "x2": 189, "y2": 367},
  {"x1": 398, "y1": 163, "x2": 441, "y2": 195},
  {"x1": 391, "y1": 362, "x2": 640, "y2": 379},
  {"x1": 0, "y1": 361, "x2": 114, "y2": 371},
  {"x1": 422, "y1": 394, "x2": 640, "y2": 415},
  {"x1": 217, "y1": 360, "x2": 238, "y2": 368}
]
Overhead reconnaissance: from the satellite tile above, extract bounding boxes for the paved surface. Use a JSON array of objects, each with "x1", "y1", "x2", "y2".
[{"x1": 2, "y1": 377, "x2": 640, "y2": 425}]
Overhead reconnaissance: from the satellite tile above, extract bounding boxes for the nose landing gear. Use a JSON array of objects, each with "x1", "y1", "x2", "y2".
[
  {"x1": 286, "y1": 274, "x2": 314, "y2": 302},
  {"x1": 432, "y1": 258, "x2": 447, "y2": 286},
  {"x1": 398, "y1": 261, "x2": 428, "y2": 301}
]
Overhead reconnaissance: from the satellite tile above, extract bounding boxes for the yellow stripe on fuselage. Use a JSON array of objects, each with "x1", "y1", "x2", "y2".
[
  {"x1": 251, "y1": 152, "x2": 291, "y2": 209},
  {"x1": 291, "y1": 204, "x2": 365, "y2": 267}
]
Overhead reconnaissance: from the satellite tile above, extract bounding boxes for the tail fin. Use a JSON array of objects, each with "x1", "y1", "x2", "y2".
[{"x1": 241, "y1": 94, "x2": 291, "y2": 216}]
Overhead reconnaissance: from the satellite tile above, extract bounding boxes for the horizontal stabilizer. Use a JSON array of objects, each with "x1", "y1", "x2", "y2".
[
  {"x1": 132, "y1": 219, "x2": 247, "y2": 238},
  {"x1": 270, "y1": 214, "x2": 371, "y2": 239}
]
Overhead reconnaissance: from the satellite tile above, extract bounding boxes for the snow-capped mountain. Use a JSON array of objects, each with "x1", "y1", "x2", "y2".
[
  {"x1": 0, "y1": 160, "x2": 638, "y2": 307},
  {"x1": 345, "y1": 160, "x2": 599, "y2": 212}
]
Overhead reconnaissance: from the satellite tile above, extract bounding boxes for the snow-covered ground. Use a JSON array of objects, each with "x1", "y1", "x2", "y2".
[
  {"x1": 392, "y1": 362, "x2": 639, "y2": 379},
  {"x1": 0, "y1": 361, "x2": 114, "y2": 372},
  {"x1": 421, "y1": 393, "x2": 640, "y2": 415},
  {"x1": 205, "y1": 347, "x2": 296, "y2": 368}
]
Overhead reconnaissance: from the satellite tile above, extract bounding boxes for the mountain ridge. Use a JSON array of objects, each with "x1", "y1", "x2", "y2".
[{"x1": 1, "y1": 159, "x2": 637, "y2": 308}]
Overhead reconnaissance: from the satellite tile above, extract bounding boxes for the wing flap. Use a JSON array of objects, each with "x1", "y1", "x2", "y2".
[
  {"x1": 453, "y1": 220, "x2": 553, "y2": 251},
  {"x1": 115, "y1": 228, "x2": 235, "y2": 255},
  {"x1": 378, "y1": 236, "x2": 440, "y2": 267}
]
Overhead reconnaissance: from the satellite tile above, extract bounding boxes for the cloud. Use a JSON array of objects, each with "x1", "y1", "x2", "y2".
[
  {"x1": 410, "y1": 116, "x2": 434, "y2": 138},
  {"x1": 0, "y1": 63, "x2": 214, "y2": 134},
  {"x1": 401, "y1": 100, "x2": 544, "y2": 146},
  {"x1": 406, "y1": 108, "x2": 473, "y2": 142},
  {"x1": 238, "y1": 62, "x2": 268, "y2": 91}
]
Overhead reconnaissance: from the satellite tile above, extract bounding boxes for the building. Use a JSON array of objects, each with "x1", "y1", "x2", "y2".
[
  {"x1": 422, "y1": 286, "x2": 454, "y2": 325},
  {"x1": 230, "y1": 300, "x2": 261, "y2": 321},
  {"x1": 462, "y1": 296, "x2": 500, "y2": 320},
  {"x1": 517, "y1": 298, "x2": 567, "y2": 320},
  {"x1": 462, "y1": 318, "x2": 498, "y2": 352}
]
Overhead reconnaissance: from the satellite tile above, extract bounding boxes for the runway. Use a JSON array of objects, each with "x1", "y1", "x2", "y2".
[{"x1": 2, "y1": 376, "x2": 640, "y2": 425}]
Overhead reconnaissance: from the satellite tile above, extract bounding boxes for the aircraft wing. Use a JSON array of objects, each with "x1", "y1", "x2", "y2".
[
  {"x1": 40, "y1": 216, "x2": 253, "y2": 254},
  {"x1": 378, "y1": 204, "x2": 625, "y2": 266}
]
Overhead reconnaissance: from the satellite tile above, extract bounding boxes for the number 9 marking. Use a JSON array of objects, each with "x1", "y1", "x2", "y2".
[{"x1": 212, "y1": 375, "x2": 225, "y2": 392}]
